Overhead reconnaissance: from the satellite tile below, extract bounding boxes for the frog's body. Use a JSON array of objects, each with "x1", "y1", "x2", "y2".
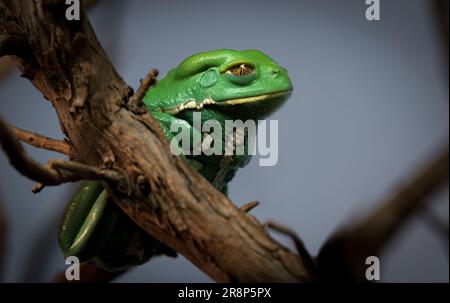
[{"x1": 59, "y1": 49, "x2": 292, "y2": 271}]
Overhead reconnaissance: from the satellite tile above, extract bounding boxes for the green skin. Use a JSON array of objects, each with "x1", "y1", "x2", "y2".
[{"x1": 59, "y1": 49, "x2": 292, "y2": 271}]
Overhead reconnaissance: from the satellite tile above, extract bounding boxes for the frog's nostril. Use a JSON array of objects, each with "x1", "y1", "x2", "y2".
[{"x1": 271, "y1": 69, "x2": 279, "y2": 78}]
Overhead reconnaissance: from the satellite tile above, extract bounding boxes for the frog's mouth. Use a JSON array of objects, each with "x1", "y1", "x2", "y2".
[
  {"x1": 212, "y1": 90, "x2": 292, "y2": 120},
  {"x1": 160, "y1": 90, "x2": 291, "y2": 115},
  {"x1": 217, "y1": 90, "x2": 291, "y2": 106}
]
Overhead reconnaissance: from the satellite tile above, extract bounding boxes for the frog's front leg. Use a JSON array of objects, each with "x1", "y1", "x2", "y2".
[{"x1": 151, "y1": 111, "x2": 203, "y2": 170}]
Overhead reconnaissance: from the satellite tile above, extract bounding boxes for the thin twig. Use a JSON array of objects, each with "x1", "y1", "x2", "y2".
[
  {"x1": 31, "y1": 182, "x2": 45, "y2": 193},
  {"x1": 10, "y1": 125, "x2": 74, "y2": 157},
  {"x1": 0, "y1": 116, "x2": 123, "y2": 188},
  {"x1": 266, "y1": 221, "x2": 316, "y2": 279},
  {"x1": 240, "y1": 200, "x2": 260, "y2": 213},
  {"x1": 128, "y1": 69, "x2": 158, "y2": 114}
]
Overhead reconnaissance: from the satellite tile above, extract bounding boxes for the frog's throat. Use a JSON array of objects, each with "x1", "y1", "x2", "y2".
[{"x1": 159, "y1": 91, "x2": 291, "y2": 115}]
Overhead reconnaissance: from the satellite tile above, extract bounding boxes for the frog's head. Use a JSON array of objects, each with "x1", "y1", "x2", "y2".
[{"x1": 144, "y1": 49, "x2": 292, "y2": 120}]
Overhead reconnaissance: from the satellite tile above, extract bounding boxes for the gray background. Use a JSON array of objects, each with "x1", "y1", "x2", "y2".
[{"x1": 0, "y1": 0, "x2": 448, "y2": 282}]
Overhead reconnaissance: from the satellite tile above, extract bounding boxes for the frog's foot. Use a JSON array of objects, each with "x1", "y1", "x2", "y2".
[{"x1": 151, "y1": 111, "x2": 203, "y2": 159}]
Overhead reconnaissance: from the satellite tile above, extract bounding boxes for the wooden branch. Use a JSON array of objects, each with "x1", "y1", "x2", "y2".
[
  {"x1": 128, "y1": 69, "x2": 158, "y2": 114},
  {"x1": 0, "y1": 1, "x2": 100, "y2": 81},
  {"x1": 0, "y1": 33, "x2": 31, "y2": 61},
  {"x1": 240, "y1": 200, "x2": 260, "y2": 213},
  {"x1": 317, "y1": 147, "x2": 449, "y2": 282},
  {"x1": 11, "y1": 125, "x2": 74, "y2": 157},
  {"x1": 0, "y1": 116, "x2": 123, "y2": 190},
  {"x1": 0, "y1": 1, "x2": 311, "y2": 282},
  {"x1": 266, "y1": 221, "x2": 316, "y2": 279},
  {"x1": 0, "y1": 20, "x2": 37, "y2": 65},
  {"x1": 0, "y1": 57, "x2": 14, "y2": 80}
]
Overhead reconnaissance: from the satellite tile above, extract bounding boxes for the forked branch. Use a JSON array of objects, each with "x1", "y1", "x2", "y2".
[{"x1": 0, "y1": 116, "x2": 123, "y2": 190}]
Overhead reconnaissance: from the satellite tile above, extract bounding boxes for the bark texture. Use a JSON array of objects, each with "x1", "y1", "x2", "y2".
[
  {"x1": 1, "y1": 1, "x2": 447, "y2": 283},
  {"x1": 0, "y1": 1, "x2": 311, "y2": 282}
]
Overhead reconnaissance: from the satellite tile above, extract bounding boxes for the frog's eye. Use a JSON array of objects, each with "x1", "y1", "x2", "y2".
[
  {"x1": 225, "y1": 64, "x2": 255, "y2": 76},
  {"x1": 224, "y1": 63, "x2": 256, "y2": 85}
]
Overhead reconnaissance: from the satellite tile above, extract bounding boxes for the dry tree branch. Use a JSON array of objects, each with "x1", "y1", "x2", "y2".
[
  {"x1": 0, "y1": 33, "x2": 32, "y2": 62},
  {"x1": 0, "y1": 116, "x2": 123, "y2": 191},
  {"x1": 0, "y1": 57, "x2": 13, "y2": 79},
  {"x1": 266, "y1": 221, "x2": 316, "y2": 279},
  {"x1": 240, "y1": 200, "x2": 260, "y2": 213},
  {"x1": 10, "y1": 125, "x2": 74, "y2": 157},
  {"x1": 128, "y1": 68, "x2": 158, "y2": 114},
  {"x1": 317, "y1": 147, "x2": 449, "y2": 282},
  {"x1": 0, "y1": 0, "x2": 311, "y2": 282},
  {"x1": 0, "y1": 0, "x2": 100, "y2": 80}
]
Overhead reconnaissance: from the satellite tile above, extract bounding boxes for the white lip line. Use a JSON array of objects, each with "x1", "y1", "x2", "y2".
[
  {"x1": 218, "y1": 91, "x2": 290, "y2": 106},
  {"x1": 160, "y1": 91, "x2": 291, "y2": 114}
]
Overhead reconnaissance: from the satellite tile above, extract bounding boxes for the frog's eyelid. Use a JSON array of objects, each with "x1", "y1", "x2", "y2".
[{"x1": 176, "y1": 52, "x2": 228, "y2": 78}]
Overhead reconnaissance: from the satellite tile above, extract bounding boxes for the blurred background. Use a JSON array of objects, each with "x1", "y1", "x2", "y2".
[{"x1": 0, "y1": 0, "x2": 448, "y2": 282}]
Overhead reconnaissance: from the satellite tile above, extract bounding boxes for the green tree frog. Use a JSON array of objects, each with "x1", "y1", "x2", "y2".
[{"x1": 58, "y1": 49, "x2": 292, "y2": 271}]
